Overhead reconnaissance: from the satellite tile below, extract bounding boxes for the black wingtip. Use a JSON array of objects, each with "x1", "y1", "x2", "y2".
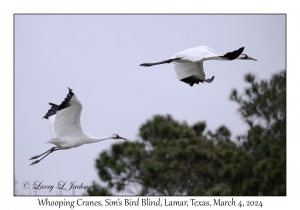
[
  {"x1": 57, "y1": 87, "x2": 75, "y2": 111},
  {"x1": 43, "y1": 103, "x2": 58, "y2": 119},
  {"x1": 67, "y1": 87, "x2": 75, "y2": 96},
  {"x1": 222, "y1": 47, "x2": 245, "y2": 60}
]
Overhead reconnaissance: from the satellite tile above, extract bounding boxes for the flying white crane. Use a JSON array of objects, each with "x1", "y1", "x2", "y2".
[
  {"x1": 29, "y1": 87, "x2": 128, "y2": 165},
  {"x1": 140, "y1": 46, "x2": 257, "y2": 86}
]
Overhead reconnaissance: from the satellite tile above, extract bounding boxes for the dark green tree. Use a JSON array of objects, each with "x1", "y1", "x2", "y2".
[
  {"x1": 86, "y1": 71, "x2": 286, "y2": 196},
  {"x1": 84, "y1": 181, "x2": 112, "y2": 196},
  {"x1": 230, "y1": 71, "x2": 286, "y2": 195}
]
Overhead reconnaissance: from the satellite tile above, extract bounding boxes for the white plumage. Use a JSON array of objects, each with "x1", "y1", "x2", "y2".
[
  {"x1": 29, "y1": 87, "x2": 127, "y2": 165},
  {"x1": 140, "y1": 46, "x2": 257, "y2": 86},
  {"x1": 171, "y1": 46, "x2": 224, "y2": 62}
]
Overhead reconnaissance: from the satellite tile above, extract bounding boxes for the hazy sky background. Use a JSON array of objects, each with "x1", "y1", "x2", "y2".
[{"x1": 14, "y1": 14, "x2": 285, "y2": 195}]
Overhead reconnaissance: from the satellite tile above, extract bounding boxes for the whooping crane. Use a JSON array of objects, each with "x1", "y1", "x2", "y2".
[
  {"x1": 140, "y1": 46, "x2": 257, "y2": 86},
  {"x1": 29, "y1": 87, "x2": 128, "y2": 165}
]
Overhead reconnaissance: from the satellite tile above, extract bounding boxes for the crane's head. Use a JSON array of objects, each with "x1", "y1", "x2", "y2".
[
  {"x1": 238, "y1": 54, "x2": 257, "y2": 61},
  {"x1": 112, "y1": 134, "x2": 128, "y2": 140}
]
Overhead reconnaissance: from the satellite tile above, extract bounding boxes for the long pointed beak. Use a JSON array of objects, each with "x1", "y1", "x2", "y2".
[
  {"x1": 248, "y1": 57, "x2": 257, "y2": 61},
  {"x1": 119, "y1": 136, "x2": 128, "y2": 140}
]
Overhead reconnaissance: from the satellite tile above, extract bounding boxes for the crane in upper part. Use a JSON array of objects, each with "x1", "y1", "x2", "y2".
[{"x1": 140, "y1": 46, "x2": 257, "y2": 86}]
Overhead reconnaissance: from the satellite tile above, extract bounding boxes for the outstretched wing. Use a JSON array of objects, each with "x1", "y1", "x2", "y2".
[
  {"x1": 171, "y1": 46, "x2": 220, "y2": 62},
  {"x1": 53, "y1": 87, "x2": 83, "y2": 139},
  {"x1": 43, "y1": 103, "x2": 58, "y2": 137},
  {"x1": 172, "y1": 46, "x2": 244, "y2": 62}
]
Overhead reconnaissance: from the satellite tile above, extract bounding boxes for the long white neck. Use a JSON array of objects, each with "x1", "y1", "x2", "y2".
[{"x1": 85, "y1": 133, "x2": 115, "y2": 144}]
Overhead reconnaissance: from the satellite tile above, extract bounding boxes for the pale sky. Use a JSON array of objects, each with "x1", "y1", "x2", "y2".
[{"x1": 14, "y1": 14, "x2": 285, "y2": 195}]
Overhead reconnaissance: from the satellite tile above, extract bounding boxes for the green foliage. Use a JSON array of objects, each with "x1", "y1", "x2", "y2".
[
  {"x1": 84, "y1": 181, "x2": 112, "y2": 196},
  {"x1": 86, "y1": 71, "x2": 286, "y2": 196},
  {"x1": 230, "y1": 71, "x2": 286, "y2": 195}
]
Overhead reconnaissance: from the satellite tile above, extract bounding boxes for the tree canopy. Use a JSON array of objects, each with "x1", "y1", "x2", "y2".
[{"x1": 87, "y1": 71, "x2": 286, "y2": 196}]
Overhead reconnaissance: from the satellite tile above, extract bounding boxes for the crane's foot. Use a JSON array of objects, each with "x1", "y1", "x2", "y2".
[
  {"x1": 30, "y1": 160, "x2": 40, "y2": 165},
  {"x1": 205, "y1": 76, "x2": 215, "y2": 83},
  {"x1": 29, "y1": 155, "x2": 39, "y2": 160},
  {"x1": 139, "y1": 63, "x2": 151, "y2": 67}
]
